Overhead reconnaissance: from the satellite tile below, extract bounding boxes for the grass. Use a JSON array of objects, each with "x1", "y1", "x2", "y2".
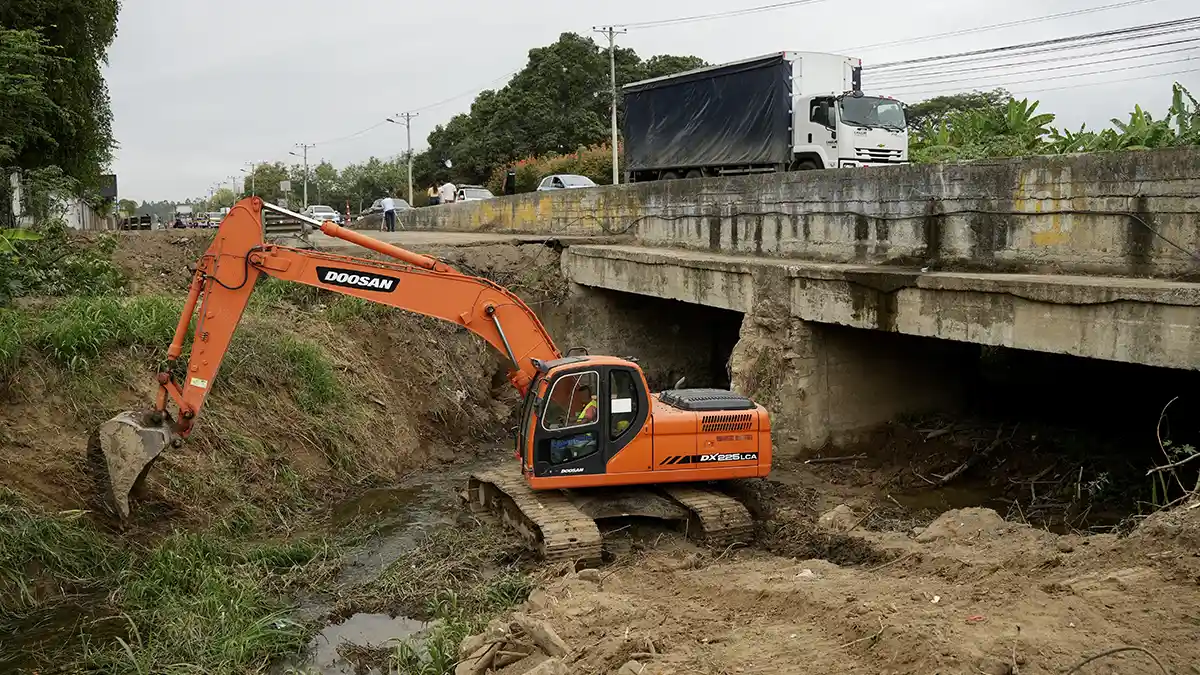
[{"x1": 0, "y1": 488, "x2": 338, "y2": 674}]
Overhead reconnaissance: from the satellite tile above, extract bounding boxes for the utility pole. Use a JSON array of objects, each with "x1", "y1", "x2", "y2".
[
  {"x1": 291, "y1": 143, "x2": 315, "y2": 207},
  {"x1": 243, "y1": 162, "x2": 257, "y2": 196},
  {"x1": 593, "y1": 25, "x2": 626, "y2": 186},
  {"x1": 387, "y1": 113, "x2": 418, "y2": 204}
]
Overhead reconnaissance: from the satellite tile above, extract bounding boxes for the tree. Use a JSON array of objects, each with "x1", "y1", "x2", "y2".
[
  {"x1": 0, "y1": 28, "x2": 67, "y2": 168},
  {"x1": 209, "y1": 188, "x2": 237, "y2": 210},
  {"x1": 1, "y1": 0, "x2": 121, "y2": 187},
  {"x1": 116, "y1": 198, "x2": 137, "y2": 216},
  {"x1": 415, "y1": 32, "x2": 706, "y2": 187},
  {"x1": 904, "y1": 89, "x2": 1012, "y2": 130}
]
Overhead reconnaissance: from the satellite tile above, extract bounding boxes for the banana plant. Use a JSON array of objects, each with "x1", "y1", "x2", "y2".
[{"x1": 0, "y1": 228, "x2": 40, "y2": 254}]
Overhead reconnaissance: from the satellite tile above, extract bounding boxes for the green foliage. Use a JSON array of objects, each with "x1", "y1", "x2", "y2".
[
  {"x1": 0, "y1": 27, "x2": 68, "y2": 168},
  {"x1": 0, "y1": 489, "x2": 333, "y2": 674},
  {"x1": 910, "y1": 83, "x2": 1200, "y2": 162},
  {"x1": 0, "y1": 227, "x2": 40, "y2": 253},
  {"x1": 0, "y1": 1, "x2": 120, "y2": 186},
  {"x1": 486, "y1": 143, "x2": 618, "y2": 194},
  {"x1": 417, "y1": 33, "x2": 706, "y2": 187},
  {"x1": 0, "y1": 219, "x2": 124, "y2": 304},
  {"x1": 27, "y1": 295, "x2": 180, "y2": 371},
  {"x1": 0, "y1": 488, "x2": 129, "y2": 614}
]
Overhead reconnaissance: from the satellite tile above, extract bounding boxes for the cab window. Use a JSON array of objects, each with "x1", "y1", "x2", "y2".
[
  {"x1": 542, "y1": 371, "x2": 600, "y2": 431},
  {"x1": 609, "y1": 369, "x2": 638, "y2": 440}
]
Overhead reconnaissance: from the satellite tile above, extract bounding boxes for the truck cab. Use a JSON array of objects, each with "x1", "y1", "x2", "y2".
[{"x1": 796, "y1": 91, "x2": 909, "y2": 169}]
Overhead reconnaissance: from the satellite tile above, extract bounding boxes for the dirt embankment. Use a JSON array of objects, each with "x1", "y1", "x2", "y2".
[
  {"x1": 0, "y1": 232, "x2": 568, "y2": 526},
  {"x1": 459, "y1": 491, "x2": 1200, "y2": 675}
]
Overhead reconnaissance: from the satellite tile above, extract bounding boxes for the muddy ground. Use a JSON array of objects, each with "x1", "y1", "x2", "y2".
[{"x1": 2, "y1": 230, "x2": 1199, "y2": 674}]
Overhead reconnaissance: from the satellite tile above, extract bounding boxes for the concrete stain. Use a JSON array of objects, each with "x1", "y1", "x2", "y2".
[
  {"x1": 842, "y1": 271, "x2": 920, "y2": 332},
  {"x1": 922, "y1": 198, "x2": 944, "y2": 265},
  {"x1": 754, "y1": 216, "x2": 764, "y2": 255},
  {"x1": 853, "y1": 214, "x2": 870, "y2": 261},
  {"x1": 1127, "y1": 195, "x2": 1155, "y2": 276}
]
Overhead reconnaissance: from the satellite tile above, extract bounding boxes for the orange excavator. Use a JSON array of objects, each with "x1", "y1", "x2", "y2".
[{"x1": 91, "y1": 197, "x2": 771, "y2": 563}]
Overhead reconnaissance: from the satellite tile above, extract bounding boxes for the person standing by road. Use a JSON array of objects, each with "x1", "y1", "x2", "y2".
[
  {"x1": 438, "y1": 181, "x2": 457, "y2": 205},
  {"x1": 381, "y1": 194, "x2": 397, "y2": 232},
  {"x1": 427, "y1": 185, "x2": 439, "y2": 206}
]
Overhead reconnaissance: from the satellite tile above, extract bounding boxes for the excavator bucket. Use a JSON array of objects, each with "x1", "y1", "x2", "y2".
[{"x1": 87, "y1": 411, "x2": 174, "y2": 519}]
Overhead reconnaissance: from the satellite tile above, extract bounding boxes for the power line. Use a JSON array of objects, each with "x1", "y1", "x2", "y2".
[
  {"x1": 1007, "y1": 65, "x2": 1200, "y2": 96},
  {"x1": 868, "y1": 16, "x2": 1200, "y2": 70},
  {"x1": 841, "y1": 0, "x2": 1164, "y2": 52},
  {"x1": 874, "y1": 44, "x2": 1200, "y2": 90},
  {"x1": 888, "y1": 55, "x2": 1200, "y2": 98},
  {"x1": 867, "y1": 22, "x2": 1200, "y2": 75},
  {"x1": 870, "y1": 35, "x2": 1200, "y2": 86},
  {"x1": 405, "y1": 67, "x2": 522, "y2": 112},
  {"x1": 620, "y1": 0, "x2": 829, "y2": 29}
]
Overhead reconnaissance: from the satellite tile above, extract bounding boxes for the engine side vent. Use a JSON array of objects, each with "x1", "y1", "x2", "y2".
[{"x1": 701, "y1": 413, "x2": 754, "y2": 433}]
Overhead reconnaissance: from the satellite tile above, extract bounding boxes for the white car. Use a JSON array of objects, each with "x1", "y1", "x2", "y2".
[
  {"x1": 536, "y1": 174, "x2": 597, "y2": 191},
  {"x1": 456, "y1": 185, "x2": 495, "y2": 202},
  {"x1": 303, "y1": 205, "x2": 343, "y2": 225}
]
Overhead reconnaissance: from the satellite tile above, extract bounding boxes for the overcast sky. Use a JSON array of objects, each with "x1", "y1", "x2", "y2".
[{"x1": 103, "y1": 0, "x2": 1197, "y2": 202}]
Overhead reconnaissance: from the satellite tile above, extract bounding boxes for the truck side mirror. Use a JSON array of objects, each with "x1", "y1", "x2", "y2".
[{"x1": 818, "y1": 101, "x2": 830, "y2": 126}]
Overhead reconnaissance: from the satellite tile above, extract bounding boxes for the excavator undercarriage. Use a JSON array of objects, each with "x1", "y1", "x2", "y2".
[{"x1": 465, "y1": 467, "x2": 755, "y2": 566}]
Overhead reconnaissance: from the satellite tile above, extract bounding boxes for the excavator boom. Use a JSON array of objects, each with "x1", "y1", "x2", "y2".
[{"x1": 94, "y1": 197, "x2": 560, "y2": 518}]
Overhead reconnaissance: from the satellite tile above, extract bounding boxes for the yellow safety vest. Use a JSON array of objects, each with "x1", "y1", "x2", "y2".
[{"x1": 576, "y1": 399, "x2": 598, "y2": 422}]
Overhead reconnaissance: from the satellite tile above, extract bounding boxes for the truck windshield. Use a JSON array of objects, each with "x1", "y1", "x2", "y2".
[{"x1": 839, "y1": 96, "x2": 907, "y2": 130}]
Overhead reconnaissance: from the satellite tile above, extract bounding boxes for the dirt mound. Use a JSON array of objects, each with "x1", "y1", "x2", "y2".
[{"x1": 461, "y1": 498, "x2": 1200, "y2": 675}]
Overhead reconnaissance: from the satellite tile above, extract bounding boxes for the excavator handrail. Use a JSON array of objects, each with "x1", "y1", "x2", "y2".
[{"x1": 155, "y1": 196, "x2": 561, "y2": 436}]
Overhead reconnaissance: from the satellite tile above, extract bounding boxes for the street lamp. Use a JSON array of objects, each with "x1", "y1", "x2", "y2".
[{"x1": 290, "y1": 144, "x2": 314, "y2": 208}]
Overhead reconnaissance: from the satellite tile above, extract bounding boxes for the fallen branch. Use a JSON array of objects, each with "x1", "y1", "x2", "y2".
[
  {"x1": 935, "y1": 426, "x2": 1006, "y2": 487},
  {"x1": 1062, "y1": 646, "x2": 1169, "y2": 675},
  {"x1": 838, "y1": 616, "x2": 886, "y2": 650},
  {"x1": 804, "y1": 454, "x2": 868, "y2": 465}
]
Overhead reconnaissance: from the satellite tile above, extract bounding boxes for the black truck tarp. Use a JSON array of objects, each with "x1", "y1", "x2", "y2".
[{"x1": 622, "y1": 53, "x2": 793, "y2": 172}]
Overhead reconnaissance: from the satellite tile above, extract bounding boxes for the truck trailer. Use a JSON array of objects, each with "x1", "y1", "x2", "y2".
[{"x1": 622, "y1": 51, "x2": 908, "y2": 182}]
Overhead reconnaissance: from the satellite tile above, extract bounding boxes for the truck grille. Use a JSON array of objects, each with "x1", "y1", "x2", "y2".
[{"x1": 854, "y1": 147, "x2": 904, "y2": 162}]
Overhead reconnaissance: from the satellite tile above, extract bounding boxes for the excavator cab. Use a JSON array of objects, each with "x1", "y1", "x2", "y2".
[{"x1": 516, "y1": 355, "x2": 652, "y2": 482}]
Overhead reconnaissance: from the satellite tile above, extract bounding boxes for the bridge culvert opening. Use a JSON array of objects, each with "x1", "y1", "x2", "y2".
[{"x1": 810, "y1": 344, "x2": 1200, "y2": 534}]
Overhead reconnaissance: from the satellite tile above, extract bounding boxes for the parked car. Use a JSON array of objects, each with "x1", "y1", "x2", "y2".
[
  {"x1": 362, "y1": 198, "x2": 411, "y2": 216},
  {"x1": 302, "y1": 204, "x2": 343, "y2": 225},
  {"x1": 536, "y1": 174, "x2": 597, "y2": 191},
  {"x1": 456, "y1": 185, "x2": 495, "y2": 202}
]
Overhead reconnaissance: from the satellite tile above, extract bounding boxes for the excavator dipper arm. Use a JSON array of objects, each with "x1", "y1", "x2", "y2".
[{"x1": 94, "y1": 197, "x2": 560, "y2": 517}]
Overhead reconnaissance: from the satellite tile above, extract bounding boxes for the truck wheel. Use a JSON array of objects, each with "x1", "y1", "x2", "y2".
[
  {"x1": 685, "y1": 170, "x2": 703, "y2": 179},
  {"x1": 795, "y1": 161, "x2": 818, "y2": 171},
  {"x1": 661, "y1": 171, "x2": 680, "y2": 181}
]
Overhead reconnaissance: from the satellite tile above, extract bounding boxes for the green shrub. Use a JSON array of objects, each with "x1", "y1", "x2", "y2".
[
  {"x1": 487, "y1": 143, "x2": 620, "y2": 194},
  {"x1": 0, "y1": 220, "x2": 124, "y2": 305}
]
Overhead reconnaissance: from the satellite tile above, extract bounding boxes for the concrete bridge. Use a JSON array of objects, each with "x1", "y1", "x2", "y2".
[{"x1": 393, "y1": 148, "x2": 1200, "y2": 449}]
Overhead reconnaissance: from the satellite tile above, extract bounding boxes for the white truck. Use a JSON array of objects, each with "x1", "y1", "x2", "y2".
[{"x1": 622, "y1": 51, "x2": 908, "y2": 182}]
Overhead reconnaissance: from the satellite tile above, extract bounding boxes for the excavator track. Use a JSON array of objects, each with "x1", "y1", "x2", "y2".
[
  {"x1": 466, "y1": 467, "x2": 603, "y2": 567},
  {"x1": 661, "y1": 485, "x2": 756, "y2": 549}
]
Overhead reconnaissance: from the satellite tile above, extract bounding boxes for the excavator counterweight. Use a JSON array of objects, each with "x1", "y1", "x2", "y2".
[{"x1": 93, "y1": 197, "x2": 771, "y2": 561}]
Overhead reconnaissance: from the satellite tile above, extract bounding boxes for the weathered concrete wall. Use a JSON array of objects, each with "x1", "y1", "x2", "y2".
[
  {"x1": 563, "y1": 245, "x2": 1200, "y2": 371},
  {"x1": 534, "y1": 286, "x2": 742, "y2": 392},
  {"x1": 399, "y1": 148, "x2": 1200, "y2": 279},
  {"x1": 727, "y1": 267, "x2": 974, "y2": 451}
]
